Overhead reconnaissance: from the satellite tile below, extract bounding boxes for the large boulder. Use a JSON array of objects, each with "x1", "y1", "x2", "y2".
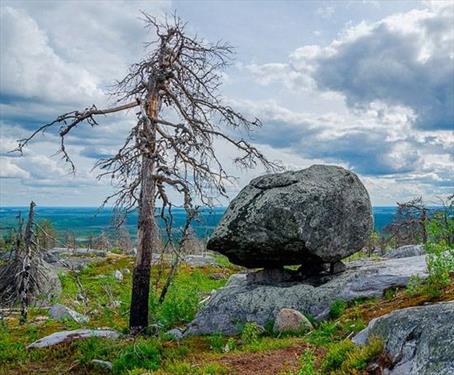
[
  {"x1": 207, "y1": 165, "x2": 373, "y2": 268},
  {"x1": 353, "y1": 302, "x2": 454, "y2": 375},
  {"x1": 185, "y1": 255, "x2": 427, "y2": 336}
]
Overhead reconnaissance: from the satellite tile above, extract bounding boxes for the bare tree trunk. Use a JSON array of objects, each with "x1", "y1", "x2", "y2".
[
  {"x1": 19, "y1": 201, "x2": 35, "y2": 324},
  {"x1": 129, "y1": 89, "x2": 159, "y2": 333},
  {"x1": 129, "y1": 157, "x2": 156, "y2": 332}
]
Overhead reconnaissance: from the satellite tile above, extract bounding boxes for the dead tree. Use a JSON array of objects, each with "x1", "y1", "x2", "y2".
[
  {"x1": 18, "y1": 201, "x2": 36, "y2": 323},
  {"x1": 14, "y1": 14, "x2": 276, "y2": 333},
  {"x1": 385, "y1": 197, "x2": 429, "y2": 246},
  {"x1": 0, "y1": 202, "x2": 58, "y2": 322}
]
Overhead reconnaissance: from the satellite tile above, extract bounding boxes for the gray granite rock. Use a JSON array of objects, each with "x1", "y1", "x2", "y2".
[
  {"x1": 49, "y1": 304, "x2": 89, "y2": 324},
  {"x1": 166, "y1": 327, "x2": 185, "y2": 341},
  {"x1": 183, "y1": 254, "x2": 216, "y2": 267},
  {"x1": 384, "y1": 244, "x2": 425, "y2": 259},
  {"x1": 28, "y1": 329, "x2": 120, "y2": 348},
  {"x1": 207, "y1": 165, "x2": 373, "y2": 268},
  {"x1": 353, "y1": 302, "x2": 454, "y2": 375},
  {"x1": 185, "y1": 255, "x2": 427, "y2": 336},
  {"x1": 273, "y1": 308, "x2": 313, "y2": 334}
]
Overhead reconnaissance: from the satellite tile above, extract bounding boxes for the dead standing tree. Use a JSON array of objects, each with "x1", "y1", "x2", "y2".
[{"x1": 15, "y1": 14, "x2": 275, "y2": 333}]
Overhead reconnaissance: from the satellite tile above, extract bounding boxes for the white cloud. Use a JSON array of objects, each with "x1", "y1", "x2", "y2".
[
  {"x1": 0, "y1": 7, "x2": 103, "y2": 105},
  {"x1": 0, "y1": 158, "x2": 30, "y2": 178}
]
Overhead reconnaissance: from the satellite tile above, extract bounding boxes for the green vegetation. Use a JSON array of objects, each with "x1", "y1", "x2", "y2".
[
  {"x1": 240, "y1": 322, "x2": 262, "y2": 344},
  {"x1": 2, "y1": 242, "x2": 452, "y2": 374},
  {"x1": 329, "y1": 300, "x2": 347, "y2": 319},
  {"x1": 407, "y1": 211, "x2": 454, "y2": 298}
]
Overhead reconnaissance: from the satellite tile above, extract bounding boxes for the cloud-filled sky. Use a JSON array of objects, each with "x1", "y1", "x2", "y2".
[{"x1": 0, "y1": 0, "x2": 453, "y2": 207}]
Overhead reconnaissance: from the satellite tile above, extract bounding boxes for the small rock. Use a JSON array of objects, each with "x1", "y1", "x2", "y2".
[
  {"x1": 28, "y1": 329, "x2": 120, "y2": 348},
  {"x1": 114, "y1": 270, "x2": 123, "y2": 281},
  {"x1": 166, "y1": 328, "x2": 184, "y2": 340},
  {"x1": 183, "y1": 254, "x2": 216, "y2": 267},
  {"x1": 91, "y1": 359, "x2": 113, "y2": 371},
  {"x1": 273, "y1": 308, "x2": 313, "y2": 334},
  {"x1": 123, "y1": 268, "x2": 131, "y2": 274},
  {"x1": 110, "y1": 300, "x2": 121, "y2": 308},
  {"x1": 210, "y1": 272, "x2": 226, "y2": 280},
  {"x1": 49, "y1": 304, "x2": 89, "y2": 324}
]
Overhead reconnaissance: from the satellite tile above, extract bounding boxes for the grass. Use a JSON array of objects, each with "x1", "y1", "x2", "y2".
[{"x1": 1, "y1": 252, "x2": 453, "y2": 375}]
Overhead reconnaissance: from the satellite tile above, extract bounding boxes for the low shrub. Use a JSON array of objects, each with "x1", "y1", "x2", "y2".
[
  {"x1": 320, "y1": 339, "x2": 355, "y2": 372},
  {"x1": 241, "y1": 322, "x2": 261, "y2": 345},
  {"x1": 112, "y1": 339, "x2": 161, "y2": 374},
  {"x1": 329, "y1": 300, "x2": 347, "y2": 319}
]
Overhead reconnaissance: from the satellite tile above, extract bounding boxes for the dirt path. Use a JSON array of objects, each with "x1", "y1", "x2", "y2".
[{"x1": 213, "y1": 343, "x2": 312, "y2": 375}]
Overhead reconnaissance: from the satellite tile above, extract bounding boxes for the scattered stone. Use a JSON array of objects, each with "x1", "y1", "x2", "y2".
[
  {"x1": 207, "y1": 165, "x2": 373, "y2": 268},
  {"x1": 49, "y1": 304, "x2": 89, "y2": 324},
  {"x1": 123, "y1": 268, "x2": 131, "y2": 274},
  {"x1": 91, "y1": 359, "x2": 113, "y2": 371},
  {"x1": 353, "y1": 302, "x2": 454, "y2": 375},
  {"x1": 114, "y1": 270, "x2": 123, "y2": 281},
  {"x1": 183, "y1": 254, "x2": 216, "y2": 267},
  {"x1": 28, "y1": 329, "x2": 120, "y2": 349},
  {"x1": 273, "y1": 308, "x2": 313, "y2": 334},
  {"x1": 43, "y1": 251, "x2": 59, "y2": 264},
  {"x1": 384, "y1": 244, "x2": 425, "y2": 259},
  {"x1": 166, "y1": 327, "x2": 185, "y2": 341},
  {"x1": 210, "y1": 272, "x2": 226, "y2": 280},
  {"x1": 185, "y1": 255, "x2": 428, "y2": 336}
]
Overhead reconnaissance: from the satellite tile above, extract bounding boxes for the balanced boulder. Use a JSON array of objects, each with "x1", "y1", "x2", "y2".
[{"x1": 207, "y1": 165, "x2": 373, "y2": 268}]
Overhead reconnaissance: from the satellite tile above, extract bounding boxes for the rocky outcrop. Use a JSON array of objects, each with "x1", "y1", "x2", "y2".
[
  {"x1": 384, "y1": 244, "x2": 425, "y2": 259},
  {"x1": 353, "y1": 302, "x2": 454, "y2": 375},
  {"x1": 186, "y1": 255, "x2": 427, "y2": 336},
  {"x1": 207, "y1": 165, "x2": 373, "y2": 268}
]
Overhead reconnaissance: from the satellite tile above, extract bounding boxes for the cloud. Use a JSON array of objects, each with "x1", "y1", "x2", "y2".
[
  {"x1": 0, "y1": 158, "x2": 30, "y2": 178},
  {"x1": 0, "y1": 7, "x2": 103, "y2": 106},
  {"x1": 248, "y1": 3, "x2": 454, "y2": 131}
]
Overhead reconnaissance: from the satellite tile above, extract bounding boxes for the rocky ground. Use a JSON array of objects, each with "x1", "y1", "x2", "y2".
[{"x1": 0, "y1": 246, "x2": 453, "y2": 375}]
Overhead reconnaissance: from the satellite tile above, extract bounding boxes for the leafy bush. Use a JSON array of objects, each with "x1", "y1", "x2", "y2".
[
  {"x1": 329, "y1": 300, "x2": 347, "y2": 319},
  {"x1": 112, "y1": 339, "x2": 161, "y2": 374},
  {"x1": 241, "y1": 322, "x2": 261, "y2": 344}
]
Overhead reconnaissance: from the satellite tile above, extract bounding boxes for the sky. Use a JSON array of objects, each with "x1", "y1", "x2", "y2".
[{"x1": 0, "y1": 0, "x2": 453, "y2": 207}]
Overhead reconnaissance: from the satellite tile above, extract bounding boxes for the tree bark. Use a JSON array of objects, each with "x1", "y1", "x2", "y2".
[{"x1": 129, "y1": 89, "x2": 159, "y2": 333}]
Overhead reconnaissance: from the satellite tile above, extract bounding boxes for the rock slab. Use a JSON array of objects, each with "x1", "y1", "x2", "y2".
[
  {"x1": 353, "y1": 302, "x2": 454, "y2": 375},
  {"x1": 28, "y1": 329, "x2": 120, "y2": 349},
  {"x1": 186, "y1": 255, "x2": 428, "y2": 336},
  {"x1": 384, "y1": 244, "x2": 425, "y2": 259},
  {"x1": 207, "y1": 165, "x2": 373, "y2": 268}
]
